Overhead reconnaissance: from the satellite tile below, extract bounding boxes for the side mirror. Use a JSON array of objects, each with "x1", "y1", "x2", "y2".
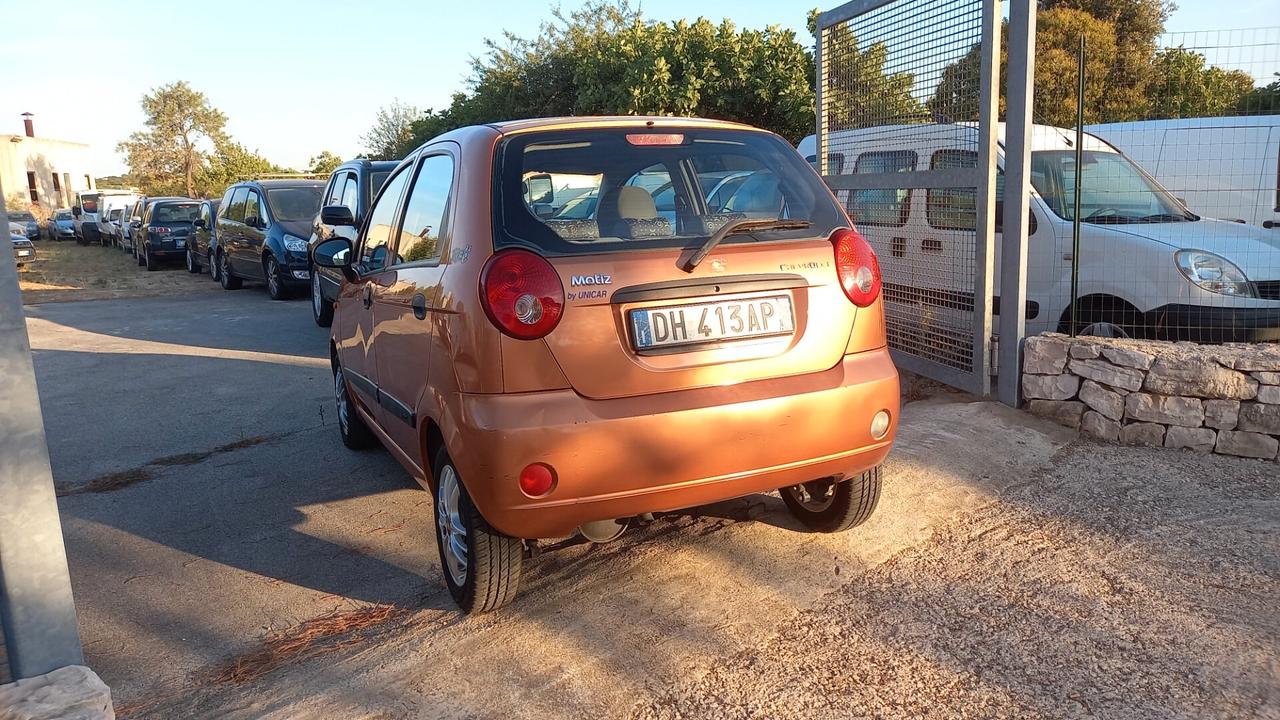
[
  {"x1": 193, "y1": 218, "x2": 206, "y2": 229},
  {"x1": 525, "y1": 173, "x2": 554, "y2": 205},
  {"x1": 313, "y1": 237, "x2": 353, "y2": 269},
  {"x1": 130, "y1": 219, "x2": 142, "y2": 228},
  {"x1": 71, "y1": 206, "x2": 81, "y2": 218},
  {"x1": 320, "y1": 204, "x2": 355, "y2": 227}
]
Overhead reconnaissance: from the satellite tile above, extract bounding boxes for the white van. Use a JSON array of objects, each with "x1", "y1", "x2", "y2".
[
  {"x1": 1085, "y1": 115, "x2": 1280, "y2": 230},
  {"x1": 799, "y1": 124, "x2": 1280, "y2": 343},
  {"x1": 74, "y1": 190, "x2": 140, "y2": 246}
]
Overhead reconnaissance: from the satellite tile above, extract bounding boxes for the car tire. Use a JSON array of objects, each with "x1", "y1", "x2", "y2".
[
  {"x1": 779, "y1": 466, "x2": 881, "y2": 533},
  {"x1": 433, "y1": 447, "x2": 524, "y2": 613},
  {"x1": 136, "y1": 245, "x2": 145, "y2": 266},
  {"x1": 218, "y1": 251, "x2": 242, "y2": 290},
  {"x1": 265, "y1": 255, "x2": 288, "y2": 300},
  {"x1": 311, "y1": 268, "x2": 334, "y2": 327},
  {"x1": 145, "y1": 249, "x2": 158, "y2": 271},
  {"x1": 333, "y1": 362, "x2": 377, "y2": 450},
  {"x1": 208, "y1": 250, "x2": 220, "y2": 282},
  {"x1": 186, "y1": 246, "x2": 201, "y2": 273}
]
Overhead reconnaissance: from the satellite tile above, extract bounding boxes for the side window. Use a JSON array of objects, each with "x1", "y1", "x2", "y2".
[
  {"x1": 141, "y1": 203, "x2": 153, "y2": 223},
  {"x1": 324, "y1": 174, "x2": 345, "y2": 206},
  {"x1": 244, "y1": 190, "x2": 262, "y2": 225},
  {"x1": 225, "y1": 187, "x2": 248, "y2": 222},
  {"x1": 393, "y1": 154, "x2": 455, "y2": 267},
  {"x1": 340, "y1": 175, "x2": 359, "y2": 214},
  {"x1": 359, "y1": 166, "x2": 411, "y2": 272},
  {"x1": 927, "y1": 149, "x2": 976, "y2": 231},
  {"x1": 850, "y1": 151, "x2": 916, "y2": 227}
]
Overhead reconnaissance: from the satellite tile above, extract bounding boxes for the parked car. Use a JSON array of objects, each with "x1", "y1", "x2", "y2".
[
  {"x1": 797, "y1": 123, "x2": 1280, "y2": 342},
  {"x1": 215, "y1": 179, "x2": 325, "y2": 298},
  {"x1": 10, "y1": 227, "x2": 36, "y2": 267},
  {"x1": 186, "y1": 199, "x2": 221, "y2": 276},
  {"x1": 100, "y1": 207, "x2": 125, "y2": 248},
  {"x1": 132, "y1": 197, "x2": 198, "y2": 271},
  {"x1": 121, "y1": 197, "x2": 150, "y2": 252},
  {"x1": 49, "y1": 209, "x2": 76, "y2": 241},
  {"x1": 312, "y1": 116, "x2": 899, "y2": 612},
  {"x1": 8, "y1": 212, "x2": 40, "y2": 241},
  {"x1": 1085, "y1": 114, "x2": 1280, "y2": 230},
  {"x1": 308, "y1": 159, "x2": 397, "y2": 325}
]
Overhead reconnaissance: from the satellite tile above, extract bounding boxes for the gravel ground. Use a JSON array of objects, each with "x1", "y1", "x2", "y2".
[{"x1": 631, "y1": 443, "x2": 1280, "y2": 720}]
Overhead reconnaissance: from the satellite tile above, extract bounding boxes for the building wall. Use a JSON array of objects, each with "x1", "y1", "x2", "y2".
[{"x1": 0, "y1": 135, "x2": 96, "y2": 210}]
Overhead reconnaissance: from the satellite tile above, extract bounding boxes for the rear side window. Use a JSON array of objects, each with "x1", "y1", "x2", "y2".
[
  {"x1": 850, "y1": 151, "x2": 915, "y2": 227},
  {"x1": 244, "y1": 191, "x2": 263, "y2": 224},
  {"x1": 494, "y1": 128, "x2": 843, "y2": 256},
  {"x1": 224, "y1": 187, "x2": 248, "y2": 222}
]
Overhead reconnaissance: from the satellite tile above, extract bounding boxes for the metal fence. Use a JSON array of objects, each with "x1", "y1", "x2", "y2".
[
  {"x1": 816, "y1": 0, "x2": 1002, "y2": 395},
  {"x1": 1030, "y1": 27, "x2": 1280, "y2": 343}
]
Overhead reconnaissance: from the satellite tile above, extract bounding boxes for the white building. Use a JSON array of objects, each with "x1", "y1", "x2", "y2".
[{"x1": 0, "y1": 113, "x2": 97, "y2": 210}]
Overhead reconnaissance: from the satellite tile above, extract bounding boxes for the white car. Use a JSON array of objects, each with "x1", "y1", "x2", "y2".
[{"x1": 799, "y1": 123, "x2": 1280, "y2": 342}]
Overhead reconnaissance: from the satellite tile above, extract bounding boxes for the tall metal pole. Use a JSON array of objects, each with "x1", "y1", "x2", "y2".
[
  {"x1": 1070, "y1": 34, "x2": 1086, "y2": 337},
  {"x1": 973, "y1": 0, "x2": 1002, "y2": 396},
  {"x1": 998, "y1": 0, "x2": 1038, "y2": 407},
  {"x1": 0, "y1": 186, "x2": 86, "y2": 678}
]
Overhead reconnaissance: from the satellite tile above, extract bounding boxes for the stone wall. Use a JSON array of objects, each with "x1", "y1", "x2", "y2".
[{"x1": 1022, "y1": 333, "x2": 1280, "y2": 461}]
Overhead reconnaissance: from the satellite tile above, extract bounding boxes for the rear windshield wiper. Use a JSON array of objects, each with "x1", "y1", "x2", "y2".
[{"x1": 681, "y1": 218, "x2": 812, "y2": 272}]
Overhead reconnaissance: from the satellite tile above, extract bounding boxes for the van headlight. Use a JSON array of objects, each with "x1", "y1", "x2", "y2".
[
  {"x1": 283, "y1": 235, "x2": 309, "y2": 253},
  {"x1": 1175, "y1": 250, "x2": 1255, "y2": 297}
]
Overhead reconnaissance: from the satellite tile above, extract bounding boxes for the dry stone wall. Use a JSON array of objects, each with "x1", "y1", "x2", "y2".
[{"x1": 1022, "y1": 333, "x2": 1280, "y2": 461}]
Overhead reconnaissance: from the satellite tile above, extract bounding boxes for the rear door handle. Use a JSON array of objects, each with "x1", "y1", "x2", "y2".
[
  {"x1": 411, "y1": 293, "x2": 428, "y2": 320},
  {"x1": 361, "y1": 285, "x2": 373, "y2": 309}
]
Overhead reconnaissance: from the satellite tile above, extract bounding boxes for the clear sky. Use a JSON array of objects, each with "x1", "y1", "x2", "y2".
[{"x1": 0, "y1": 0, "x2": 1271, "y2": 176}]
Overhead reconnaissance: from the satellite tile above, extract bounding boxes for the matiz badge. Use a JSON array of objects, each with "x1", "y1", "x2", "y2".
[{"x1": 570, "y1": 273, "x2": 612, "y2": 287}]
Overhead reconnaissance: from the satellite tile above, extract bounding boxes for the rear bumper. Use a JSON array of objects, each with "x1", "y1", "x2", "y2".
[
  {"x1": 453, "y1": 348, "x2": 900, "y2": 539},
  {"x1": 1145, "y1": 304, "x2": 1280, "y2": 342}
]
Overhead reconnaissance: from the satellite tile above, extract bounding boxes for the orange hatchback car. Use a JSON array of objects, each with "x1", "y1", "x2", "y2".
[{"x1": 313, "y1": 117, "x2": 899, "y2": 612}]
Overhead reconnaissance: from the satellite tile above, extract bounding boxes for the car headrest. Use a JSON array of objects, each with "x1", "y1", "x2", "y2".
[{"x1": 617, "y1": 186, "x2": 658, "y2": 220}]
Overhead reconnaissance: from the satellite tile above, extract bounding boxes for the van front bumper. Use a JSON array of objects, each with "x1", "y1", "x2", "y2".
[
  {"x1": 453, "y1": 348, "x2": 900, "y2": 539},
  {"x1": 1146, "y1": 304, "x2": 1280, "y2": 342}
]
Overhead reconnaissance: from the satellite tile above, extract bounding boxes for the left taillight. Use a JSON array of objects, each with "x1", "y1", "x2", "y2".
[
  {"x1": 832, "y1": 227, "x2": 881, "y2": 307},
  {"x1": 480, "y1": 249, "x2": 565, "y2": 340}
]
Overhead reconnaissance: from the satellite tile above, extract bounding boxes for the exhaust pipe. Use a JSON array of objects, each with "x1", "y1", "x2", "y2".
[{"x1": 578, "y1": 518, "x2": 627, "y2": 543}]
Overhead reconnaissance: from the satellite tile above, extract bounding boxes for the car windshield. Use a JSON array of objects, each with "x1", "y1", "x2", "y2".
[
  {"x1": 154, "y1": 204, "x2": 199, "y2": 223},
  {"x1": 1031, "y1": 150, "x2": 1192, "y2": 223},
  {"x1": 55, "y1": 210, "x2": 73, "y2": 220},
  {"x1": 266, "y1": 186, "x2": 324, "y2": 222},
  {"x1": 9, "y1": 213, "x2": 34, "y2": 222},
  {"x1": 496, "y1": 128, "x2": 842, "y2": 255}
]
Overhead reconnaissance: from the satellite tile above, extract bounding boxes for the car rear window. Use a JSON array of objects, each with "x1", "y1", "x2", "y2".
[
  {"x1": 494, "y1": 128, "x2": 843, "y2": 256},
  {"x1": 154, "y1": 204, "x2": 199, "y2": 223}
]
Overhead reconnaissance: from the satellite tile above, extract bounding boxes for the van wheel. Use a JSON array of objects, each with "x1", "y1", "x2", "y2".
[
  {"x1": 433, "y1": 448, "x2": 524, "y2": 613},
  {"x1": 779, "y1": 466, "x2": 881, "y2": 533},
  {"x1": 312, "y1": 269, "x2": 333, "y2": 327},
  {"x1": 218, "y1": 251, "x2": 242, "y2": 290},
  {"x1": 333, "y1": 363, "x2": 377, "y2": 450}
]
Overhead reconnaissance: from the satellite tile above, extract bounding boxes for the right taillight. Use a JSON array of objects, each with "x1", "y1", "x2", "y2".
[
  {"x1": 832, "y1": 227, "x2": 881, "y2": 307},
  {"x1": 480, "y1": 249, "x2": 565, "y2": 340}
]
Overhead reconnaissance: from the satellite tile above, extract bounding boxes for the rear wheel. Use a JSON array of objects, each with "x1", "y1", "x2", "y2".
[
  {"x1": 311, "y1": 269, "x2": 334, "y2": 327},
  {"x1": 208, "y1": 250, "x2": 220, "y2": 282},
  {"x1": 779, "y1": 466, "x2": 881, "y2": 533},
  {"x1": 145, "y1": 249, "x2": 158, "y2": 271},
  {"x1": 136, "y1": 244, "x2": 145, "y2": 266},
  {"x1": 433, "y1": 448, "x2": 524, "y2": 613},
  {"x1": 218, "y1": 251, "x2": 242, "y2": 290},
  {"x1": 186, "y1": 246, "x2": 201, "y2": 273}
]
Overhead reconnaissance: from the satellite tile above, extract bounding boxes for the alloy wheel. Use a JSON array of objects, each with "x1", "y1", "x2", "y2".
[
  {"x1": 436, "y1": 465, "x2": 469, "y2": 587},
  {"x1": 312, "y1": 272, "x2": 323, "y2": 317},
  {"x1": 334, "y1": 367, "x2": 350, "y2": 433}
]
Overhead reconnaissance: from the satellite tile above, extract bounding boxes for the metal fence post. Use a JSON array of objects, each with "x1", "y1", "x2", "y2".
[
  {"x1": 973, "y1": 0, "x2": 1002, "y2": 395},
  {"x1": 0, "y1": 186, "x2": 86, "y2": 679},
  {"x1": 998, "y1": 0, "x2": 1038, "y2": 407}
]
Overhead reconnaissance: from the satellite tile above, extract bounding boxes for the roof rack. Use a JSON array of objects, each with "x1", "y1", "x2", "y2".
[{"x1": 235, "y1": 172, "x2": 327, "y2": 182}]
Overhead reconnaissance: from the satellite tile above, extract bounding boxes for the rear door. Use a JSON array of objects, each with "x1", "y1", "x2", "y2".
[
  {"x1": 219, "y1": 187, "x2": 248, "y2": 266},
  {"x1": 371, "y1": 150, "x2": 456, "y2": 467},
  {"x1": 235, "y1": 189, "x2": 267, "y2": 276}
]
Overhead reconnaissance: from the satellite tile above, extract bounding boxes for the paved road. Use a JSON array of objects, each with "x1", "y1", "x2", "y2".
[{"x1": 28, "y1": 293, "x2": 1279, "y2": 719}]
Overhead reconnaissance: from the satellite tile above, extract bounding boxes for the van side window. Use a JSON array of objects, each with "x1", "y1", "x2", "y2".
[
  {"x1": 244, "y1": 190, "x2": 263, "y2": 225},
  {"x1": 393, "y1": 154, "x2": 455, "y2": 267},
  {"x1": 927, "y1": 150, "x2": 977, "y2": 231},
  {"x1": 225, "y1": 187, "x2": 249, "y2": 222},
  {"x1": 850, "y1": 151, "x2": 915, "y2": 227}
]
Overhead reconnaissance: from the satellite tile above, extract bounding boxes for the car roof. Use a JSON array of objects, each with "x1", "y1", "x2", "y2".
[
  {"x1": 239, "y1": 179, "x2": 326, "y2": 189},
  {"x1": 486, "y1": 115, "x2": 762, "y2": 136},
  {"x1": 337, "y1": 159, "x2": 399, "y2": 173}
]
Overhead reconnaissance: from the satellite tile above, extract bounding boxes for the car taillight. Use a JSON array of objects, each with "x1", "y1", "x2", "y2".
[
  {"x1": 832, "y1": 227, "x2": 881, "y2": 307},
  {"x1": 150, "y1": 226, "x2": 170, "y2": 234},
  {"x1": 480, "y1": 249, "x2": 564, "y2": 340}
]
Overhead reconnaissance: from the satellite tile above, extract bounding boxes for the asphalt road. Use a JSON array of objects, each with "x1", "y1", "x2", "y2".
[{"x1": 26, "y1": 291, "x2": 1280, "y2": 719}]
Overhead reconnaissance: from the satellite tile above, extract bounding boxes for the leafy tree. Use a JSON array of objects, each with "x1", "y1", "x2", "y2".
[
  {"x1": 1237, "y1": 78, "x2": 1280, "y2": 116},
  {"x1": 1145, "y1": 47, "x2": 1256, "y2": 119},
  {"x1": 308, "y1": 151, "x2": 344, "y2": 175},
  {"x1": 197, "y1": 141, "x2": 284, "y2": 198},
  {"x1": 809, "y1": 10, "x2": 921, "y2": 131},
  {"x1": 117, "y1": 81, "x2": 228, "y2": 197},
  {"x1": 404, "y1": 1, "x2": 818, "y2": 146},
  {"x1": 360, "y1": 101, "x2": 421, "y2": 160}
]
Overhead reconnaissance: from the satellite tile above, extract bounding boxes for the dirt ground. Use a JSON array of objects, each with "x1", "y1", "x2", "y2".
[{"x1": 18, "y1": 240, "x2": 218, "y2": 303}]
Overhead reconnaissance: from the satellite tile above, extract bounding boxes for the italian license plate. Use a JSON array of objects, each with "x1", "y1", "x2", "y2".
[
  {"x1": 17, "y1": 250, "x2": 31, "y2": 257},
  {"x1": 630, "y1": 295, "x2": 795, "y2": 351}
]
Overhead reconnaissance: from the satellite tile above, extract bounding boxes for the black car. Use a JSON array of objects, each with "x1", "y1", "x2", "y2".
[
  {"x1": 132, "y1": 197, "x2": 198, "y2": 271},
  {"x1": 215, "y1": 179, "x2": 325, "y2": 299},
  {"x1": 185, "y1": 199, "x2": 221, "y2": 276},
  {"x1": 7, "y1": 212, "x2": 40, "y2": 241},
  {"x1": 308, "y1": 160, "x2": 396, "y2": 326}
]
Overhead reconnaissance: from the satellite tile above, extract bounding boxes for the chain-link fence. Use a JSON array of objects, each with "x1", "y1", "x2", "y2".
[
  {"x1": 1032, "y1": 27, "x2": 1280, "y2": 343},
  {"x1": 816, "y1": 0, "x2": 999, "y2": 392}
]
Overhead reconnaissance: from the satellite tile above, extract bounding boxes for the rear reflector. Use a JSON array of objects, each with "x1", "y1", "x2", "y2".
[
  {"x1": 832, "y1": 228, "x2": 882, "y2": 307},
  {"x1": 626, "y1": 133, "x2": 685, "y2": 146},
  {"x1": 519, "y1": 463, "x2": 556, "y2": 497}
]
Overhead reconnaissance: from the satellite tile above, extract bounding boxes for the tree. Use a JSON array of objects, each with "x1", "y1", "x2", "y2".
[
  {"x1": 360, "y1": 101, "x2": 421, "y2": 160},
  {"x1": 403, "y1": 1, "x2": 819, "y2": 147},
  {"x1": 1146, "y1": 47, "x2": 1256, "y2": 119},
  {"x1": 197, "y1": 141, "x2": 284, "y2": 198},
  {"x1": 117, "y1": 81, "x2": 228, "y2": 197},
  {"x1": 1238, "y1": 79, "x2": 1280, "y2": 115},
  {"x1": 809, "y1": 9, "x2": 921, "y2": 131},
  {"x1": 308, "y1": 151, "x2": 344, "y2": 175}
]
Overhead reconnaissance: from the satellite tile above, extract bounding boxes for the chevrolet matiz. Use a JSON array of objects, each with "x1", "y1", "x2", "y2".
[{"x1": 313, "y1": 116, "x2": 899, "y2": 612}]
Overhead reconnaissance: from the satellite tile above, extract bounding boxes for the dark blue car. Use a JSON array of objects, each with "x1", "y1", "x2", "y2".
[
  {"x1": 215, "y1": 179, "x2": 325, "y2": 299},
  {"x1": 8, "y1": 211, "x2": 39, "y2": 241}
]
